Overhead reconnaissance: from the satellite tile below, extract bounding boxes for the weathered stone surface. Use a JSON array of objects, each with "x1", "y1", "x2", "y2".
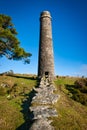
[
  {"x1": 32, "y1": 93, "x2": 59, "y2": 104},
  {"x1": 29, "y1": 119, "x2": 54, "y2": 130},
  {"x1": 29, "y1": 10, "x2": 59, "y2": 130},
  {"x1": 34, "y1": 84, "x2": 56, "y2": 92},
  {"x1": 30, "y1": 106, "x2": 58, "y2": 119},
  {"x1": 32, "y1": 79, "x2": 59, "y2": 105},
  {"x1": 38, "y1": 11, "x2": 55, "y2": 80},
  {"x1": 29, "y1": 77, "x2": 60, "y2": 130}
]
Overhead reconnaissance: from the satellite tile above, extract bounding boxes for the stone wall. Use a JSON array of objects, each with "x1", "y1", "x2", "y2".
[{"x1": 29, "y1": 78, "x2": 60, "y2": 130}]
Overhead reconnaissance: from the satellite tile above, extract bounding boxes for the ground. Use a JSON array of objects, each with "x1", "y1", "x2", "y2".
[{"x1": 0, "y1": 74, "x2": 87, "y2": 130}]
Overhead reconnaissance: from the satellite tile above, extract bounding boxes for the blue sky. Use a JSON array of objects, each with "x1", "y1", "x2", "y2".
[{"x1": 0, "y1": 0, "x2": 87, "y2": 77}]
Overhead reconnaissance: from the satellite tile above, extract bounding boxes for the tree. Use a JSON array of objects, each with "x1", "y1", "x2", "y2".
[{"x1": 0, "y1": 14, "x2": 32, "y2": 64}]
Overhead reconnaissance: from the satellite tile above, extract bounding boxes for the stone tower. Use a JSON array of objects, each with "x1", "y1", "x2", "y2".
[{"x1": 38, "y1": 11, "x2": 54, "y2": 80}]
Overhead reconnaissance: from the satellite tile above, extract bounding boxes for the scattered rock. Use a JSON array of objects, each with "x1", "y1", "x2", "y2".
[
  {"x1": 1, "y1": 82, "x2": 9, "y2": 88},
  {"x1": 7, "y1": 95, "x2": 11, "y2": 100}
]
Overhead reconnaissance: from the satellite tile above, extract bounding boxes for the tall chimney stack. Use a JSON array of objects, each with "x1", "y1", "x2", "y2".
[{"x1": 38, "y1": 11, "x2": 55, "y2": 80}]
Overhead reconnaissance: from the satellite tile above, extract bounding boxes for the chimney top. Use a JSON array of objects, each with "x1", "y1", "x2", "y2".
[{"x1": 40, "y1": 11, "x2": 51, "y2": 19}]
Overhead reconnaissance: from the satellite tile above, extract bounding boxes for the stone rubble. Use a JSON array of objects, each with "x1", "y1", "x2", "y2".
[
  {"x1": 29, "y1": 118, "x2": 54, "y2": 130},
  {"x1": 30, "y1": 106, "x2": 58, "y2": 119},
  {"x1": 29, "y1": 78, "x2": 60, "y2": 130}
]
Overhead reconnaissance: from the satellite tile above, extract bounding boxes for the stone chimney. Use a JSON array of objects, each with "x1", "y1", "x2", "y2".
[{"x1": 38, "y1": 11, "x2": 55, "y2": 80}]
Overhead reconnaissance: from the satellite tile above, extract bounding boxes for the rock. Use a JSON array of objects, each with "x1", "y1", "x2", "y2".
[
  {"x1": 29, "y1": 78, "x2": 60, "y2": 130},
  {"x1": 30, "y1": 106, "x2": 58, "y2": 119},
  {"x1": 1, "y1": 82, "x2": 9, "y2": 88},
  {"x1": 29, "y1": 118, "x2": 54, "y2": 130},
  {"x1": 7, "y1": 95, "x2": 11, "y2": 100},
  {"x1": 32, "y1": 93, "x2": 59, "y2": 104}
]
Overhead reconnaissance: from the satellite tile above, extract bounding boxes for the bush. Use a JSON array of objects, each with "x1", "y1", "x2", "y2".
[
  {"x1": 74, "y1": 79, "x2": 87, "y2": 94},
  {"x1": 80, "y1": 86, "x2": 87, "y2": 93},
  {"x1": 72, "y1": 93, "x2": 87, "y2": 106},
  {"x1": 65, "y1": 84, "x2": 80, "y2": 94},
  {"x1": 65, "y1": 78, "x2": 87, "y2": 106},
  {"x1": 74, "y1": 79, "x2": 87, "y2": 88}
]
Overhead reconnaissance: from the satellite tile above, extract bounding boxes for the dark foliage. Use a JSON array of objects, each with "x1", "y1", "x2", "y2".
[
  {"x1": 65, "y1": 78, "x2": 87, "y2": 106},
  {"x1": 0, "y1": 14, "x2": 32, "y2": 63}
]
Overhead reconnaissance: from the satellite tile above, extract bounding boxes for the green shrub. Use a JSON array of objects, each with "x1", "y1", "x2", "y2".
[
  {"x1": 66, "y1": 85, "x2": 80, "y2": 94},
  {"x1": 65, "y1": 78, "x2": 87, "y2": 106},
  {"x1": 79, "y1": 86, "x2": 87, "y2": 93},
  {"x1": 74, "y1": 78, "x2": 87, "y2": 89},
  {"x1": 72, "y1": 93, "x2": 87, "y2": 106}
]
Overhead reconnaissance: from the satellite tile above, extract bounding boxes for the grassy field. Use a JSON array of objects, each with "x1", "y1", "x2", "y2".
[
  {"x1": 52, "y1": 76, "x2": 87, "y2": 130},
  {"x1": 0, "y1": 75, "x2": 87, "y2": 130},
  {"x1": 0, "y1": 74, "x2": 37, "y2": 130}
]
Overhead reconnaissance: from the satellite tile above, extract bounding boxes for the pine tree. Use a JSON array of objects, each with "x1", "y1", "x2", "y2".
[{"x1": 0, "y1": 14, "x2": 32, "y2": 64}]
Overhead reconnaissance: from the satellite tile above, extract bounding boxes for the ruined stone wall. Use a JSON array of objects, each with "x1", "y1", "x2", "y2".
[
  {"x1": 29, "y1": 78, "x2": 59, "y2": 130},
  {"x1": 38, "y1": 11, "x2": 55, "y2": 80}
]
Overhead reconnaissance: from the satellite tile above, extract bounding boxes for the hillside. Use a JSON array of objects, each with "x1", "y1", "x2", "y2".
[
  {"x1": 0, "y1": 74, "x2": 37, "y2": 130},
  {"x1": 0, "y1": 74, "x2": 87, "y2": 130},
  {"x1": 53, "y1": 77, "x2": 87, "y2": 130}
]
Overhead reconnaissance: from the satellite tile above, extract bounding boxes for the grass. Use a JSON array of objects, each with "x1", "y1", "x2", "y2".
[
  {"x1": 0, "y1": 74, "x2": 37, "y2": 130},
  {"x1": 0, "y1": 96, "x2": 24, "y2": 130},
  {"x1": 51, "y1": 76, "x2": 87, "y2": 130},
  {"x1": 0, "y1": 75, "x2": 87, "y2": 130}
]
